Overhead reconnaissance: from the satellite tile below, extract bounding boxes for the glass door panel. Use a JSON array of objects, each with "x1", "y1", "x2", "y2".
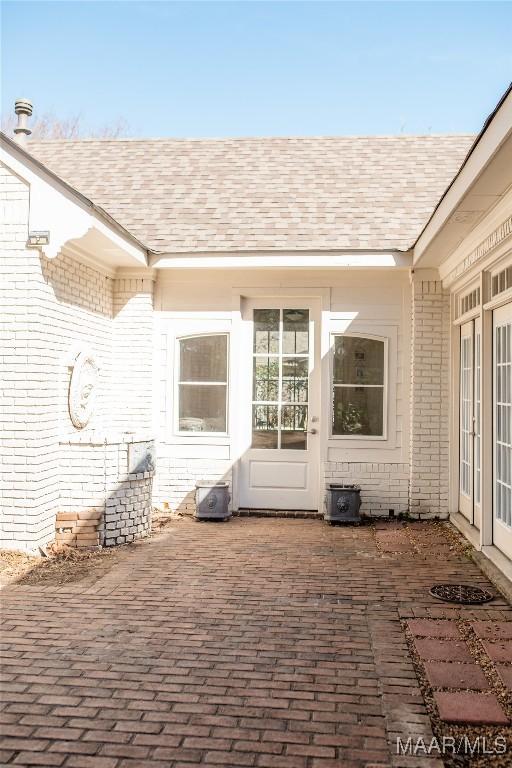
[
  {"x1": 459, "y1": 322, "x2": 474, "y2": 522},
  {"x1": 493, "y1": 305, "x2": 512, "y2": 560},
  {"x1": 251, "y1": 308, "x2": 310, "y2": 450}
]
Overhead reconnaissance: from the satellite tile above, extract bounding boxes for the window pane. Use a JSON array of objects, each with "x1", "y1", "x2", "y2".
[
  {"x1": 283, "y1": 309, "x2": 309, "y2": 354},
  {"x1": 179, "y1": 384, "x2": 227, "y2": 432},
  {"x1": 333, "y1": 387, "x2": 384, "y2": 436},
  {"x1": 282, "y1": 357, "x2": 308, "y2": 402},
  {"x1": 281, "y1": 405, "x2": 307, "y2": 450},
  {"x1": 333, "y1": 337, "x2": 384, "y2": 385},
  {"x1": 252, "y1": 405, "x2": 278, "y2": 448},
  {"x1": 254, "y1": 309, "x2": 279, "y2": 354},
  {"x1": 180, "y1": 335, "x2": 227, "y2": 382},
  {"x1": 253, "y1": 357, "x2": 279, "y2": 401}
]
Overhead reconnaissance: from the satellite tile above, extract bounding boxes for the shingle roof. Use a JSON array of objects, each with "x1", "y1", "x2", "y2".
[{"x1": 28, "y1": 135, "x2": 475, "y2": 253}]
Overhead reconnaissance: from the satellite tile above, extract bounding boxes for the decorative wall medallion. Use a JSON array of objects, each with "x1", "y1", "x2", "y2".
[{"x1": 69, "y1": 350, "x2": 99, "y2": 429}]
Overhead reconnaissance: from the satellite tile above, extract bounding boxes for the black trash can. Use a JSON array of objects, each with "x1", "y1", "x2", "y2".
[
  {"x1": 195, "y1": 482, "x2": 231, "y2": 521},
  {"x1": 325, "y1": 484, "x2": 361, "y2": 524}
]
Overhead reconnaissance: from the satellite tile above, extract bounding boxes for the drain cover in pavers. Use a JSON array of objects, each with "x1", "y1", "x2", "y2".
[
  {"x1": 413, "y1": 637, "x2": 473, "y2": 662},
  {"x1": 424, "y1": 661, "x2": 489, "y2": 690},
  {"x1": 496, "y1": 666, "x2": 512, "y2": 688},
  {"x1": 407, "y1": 619, "x2": 460, "y2": 638},
  {"x1": 434, "y1": 691, "x2": 509, "y2": 724},
  {"x1": 481, "y1": 640, "x2": 512, "y2": 662},
  {"x1": 472, "y1": 621, "x2": 512, "y2": 640}
]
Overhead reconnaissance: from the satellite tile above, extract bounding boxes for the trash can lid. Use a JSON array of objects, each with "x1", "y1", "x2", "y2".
[
  {"x1": 328, "y1": 483, "x2": 361, "y2": 491},
  {"x1": 195, "y1": 481, "x2": 230, "y2": 489}
]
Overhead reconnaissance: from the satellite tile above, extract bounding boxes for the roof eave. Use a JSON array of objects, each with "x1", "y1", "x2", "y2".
[
  {"x1": 413, "y1": 82, "x2": 512, "y2": 269},
  {"x1": 0, "y1": 131, "x2": 151, "y2": 263}
]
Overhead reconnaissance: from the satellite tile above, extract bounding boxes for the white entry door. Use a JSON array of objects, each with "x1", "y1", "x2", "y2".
[
  {"x1": 493, "y1": 304, "x2": 512, "y2": 559},
  {"x1": 238, "y1": 299, "x2": 320, "y2": 510},
  {"x1": 459, "y1": 319, "x2": 482, "y2": 526}
]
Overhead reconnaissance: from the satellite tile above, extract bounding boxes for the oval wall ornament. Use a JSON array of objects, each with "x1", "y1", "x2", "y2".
[{"x1": 68, "y1": 350, "x2": 100, "y2": 429}]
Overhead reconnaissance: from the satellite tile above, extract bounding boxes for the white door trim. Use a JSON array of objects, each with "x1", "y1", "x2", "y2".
[{"x1": 231, "y1": 288, "x2": 331, "y2": 512}]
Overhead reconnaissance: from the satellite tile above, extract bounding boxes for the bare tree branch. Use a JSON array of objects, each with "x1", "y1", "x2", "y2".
[{"x1": 1, "y1": 111, "x2": 129, "y2": 139}]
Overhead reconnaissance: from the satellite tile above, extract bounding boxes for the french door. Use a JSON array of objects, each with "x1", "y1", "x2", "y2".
[
  {"x1": 238, "y1": 299, "x2": 320, "y2": 510},
  {"x1": 493, "y1": 304, "x2": 512, "y2": 559},
  {"x1": 459, "y1": 318, "x2": 481, "y2": 526}
]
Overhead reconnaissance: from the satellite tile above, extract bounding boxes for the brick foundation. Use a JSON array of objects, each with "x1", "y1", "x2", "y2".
[
  {"x1": 55, "y1": 509, "x2": 102, "y2": 548},
  {"x1": 57, "y1": 433, "x2": 154, "y2": 548}
]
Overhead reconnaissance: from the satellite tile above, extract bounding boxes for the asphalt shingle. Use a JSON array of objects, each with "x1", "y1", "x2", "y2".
[{"x1": 28, "y1": 135, "x2": 475, "y2": 253}]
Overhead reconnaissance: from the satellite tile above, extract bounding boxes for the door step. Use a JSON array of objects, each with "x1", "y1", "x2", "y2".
[{"x1": 235, "y1": 508, "x2": 323, "y2": 519}]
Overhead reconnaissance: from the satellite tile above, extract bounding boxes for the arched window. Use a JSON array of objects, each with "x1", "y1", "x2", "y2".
[
  {"x1": 331, "y1": 335, "x2": 387, "y2": 437},
  {"x1": 177, "y1": 334, "x2": 228, "y2": 433}
]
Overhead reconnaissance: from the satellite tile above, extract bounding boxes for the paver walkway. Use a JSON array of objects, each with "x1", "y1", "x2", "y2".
[{"x1": 1, "y1": 518, "x2": 512, "y2": 768}]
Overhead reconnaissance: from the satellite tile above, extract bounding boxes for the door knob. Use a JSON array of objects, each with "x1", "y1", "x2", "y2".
[{"x1": 305, "y1": 428, "x2": 317, "y2": 435}]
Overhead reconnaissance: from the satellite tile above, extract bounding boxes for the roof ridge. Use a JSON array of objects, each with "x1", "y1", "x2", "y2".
[{"x1": 27, "y1": 133, "x2": 477, "y2": 144}]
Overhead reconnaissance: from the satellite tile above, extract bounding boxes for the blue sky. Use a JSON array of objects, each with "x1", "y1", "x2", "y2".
[{"x1": 1, "y1": 1, "x2": 511, "y2": 137}]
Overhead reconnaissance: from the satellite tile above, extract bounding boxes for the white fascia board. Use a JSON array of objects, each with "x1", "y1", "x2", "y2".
[
  {"x1": 150, "y1": 250, "x2": 412, "y2": 270},
  {"x1": 0, "y1": 138, "x2": 147, "y2": 267},
  {"x1": 413, "y1": 88, "x2": 512, "y2": 266}
]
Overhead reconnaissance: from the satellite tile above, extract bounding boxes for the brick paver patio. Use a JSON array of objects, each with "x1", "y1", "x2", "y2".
[{"x1": 1, "y1": 518, "x2": 512, "y2": 767}]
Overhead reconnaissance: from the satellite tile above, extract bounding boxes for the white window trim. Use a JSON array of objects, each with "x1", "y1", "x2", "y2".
[
  {"x1": 329, "y1": 332, "x2": 389, "y2": 442},
  {"x1": 174, "y1": 332, "x2": 230, "y2": 437}
]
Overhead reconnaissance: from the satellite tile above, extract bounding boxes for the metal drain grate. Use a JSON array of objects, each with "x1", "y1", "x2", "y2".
[{"x1": 429, "y1": 583, "x2": 494, "y2": 604}]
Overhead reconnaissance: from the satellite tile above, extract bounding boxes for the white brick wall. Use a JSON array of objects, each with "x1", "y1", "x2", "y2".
[
  {"x1": 0, "y1": 163, "x2": 115, "y2": 550},
  {"x1": 409, "y1": 274, "x2": 450, "y2": 518},
  {"x1": 59, "y1": 436, "x2": 153, "y2": 546},
  {"x1": 112, "y1": 275, "x2": 154, "y2": 433},
  {"x1": 322, "y1": 462, "x2": 410, "y2": 516},
  {"x1": 153, "y1": 456, "x2": 232, "y2": 515}
]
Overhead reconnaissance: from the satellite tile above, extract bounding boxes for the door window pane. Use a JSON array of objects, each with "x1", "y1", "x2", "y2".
[
  {"x1": 281, "y1": 405, "x2": 307, "y2": 449},
  {"x1": 333, "y1": 387, "x2": 383, "y2": 436},
  {"x1": 254, "y1": 309, "x2": 280, "y2": 354},
  {"x1": 253, "y1": 357, "x2": 279, "y2": 401},
  {"x1": 252, "y1": 405, "x2": 278, "y2": 448},
  {"x1": 332, "y1": 335, "x2": 385, "y2": 437},
  {"x1": 178, "y1": 334, "x2": 228, "y2": 433},
  {"x1": 283, "y1": 309, "x2": 309, "y2": 354},
  {"x1": 282, "y1": 357, "x2": 309, "y2": 402}
]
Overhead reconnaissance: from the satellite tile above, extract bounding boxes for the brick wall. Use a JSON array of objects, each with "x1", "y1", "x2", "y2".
[
  {"x1": 57, "y1": 436, "x2": 153, "y2": 547},
  {"x1": 1, "y1": 164, "x2": 160, "y2": 551},
  {"x1": 0, "y1": 163, "x2": 115, "y2": 551},
  {"x1": 0, "y1": 164, "x2": 30, "y2": 548},
  {"x1": 409, "y1": 273, "x2": 450, "y2": 519},
  {"x1": 153, "y1": 455, "x2": 232, "y2": 515},
  {"x1": 112, "y1": 273, "x2": 155, "y2": 433},
  {"x1": 322, "y1": 462, "x2": 410, "y2": 517}
]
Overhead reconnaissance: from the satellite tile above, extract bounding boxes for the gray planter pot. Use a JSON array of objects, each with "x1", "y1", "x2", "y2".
[
  {"x1": 325, "y1": 484, "x2": 361, "y2": 524},
  {"x1": 195, "y1": 482, "x2": 231, "y2": 521}
]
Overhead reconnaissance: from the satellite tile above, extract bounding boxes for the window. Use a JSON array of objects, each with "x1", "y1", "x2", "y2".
[
  {"x1": 177, "y1": 334, "x2": 228, "y2": 433},
  {"x1": 331, "y1": 335, "x2": 386, "y2": 437}
]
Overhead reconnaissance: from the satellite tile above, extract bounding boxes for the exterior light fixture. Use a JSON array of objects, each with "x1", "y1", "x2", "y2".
[{"x1": 27, "y1": 231, "x2": 50, "y2": 247}]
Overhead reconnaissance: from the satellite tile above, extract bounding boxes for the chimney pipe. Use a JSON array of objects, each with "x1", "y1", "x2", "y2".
[{"x1": 14, "y1": 98, "x2": 33, "y2": 145}]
